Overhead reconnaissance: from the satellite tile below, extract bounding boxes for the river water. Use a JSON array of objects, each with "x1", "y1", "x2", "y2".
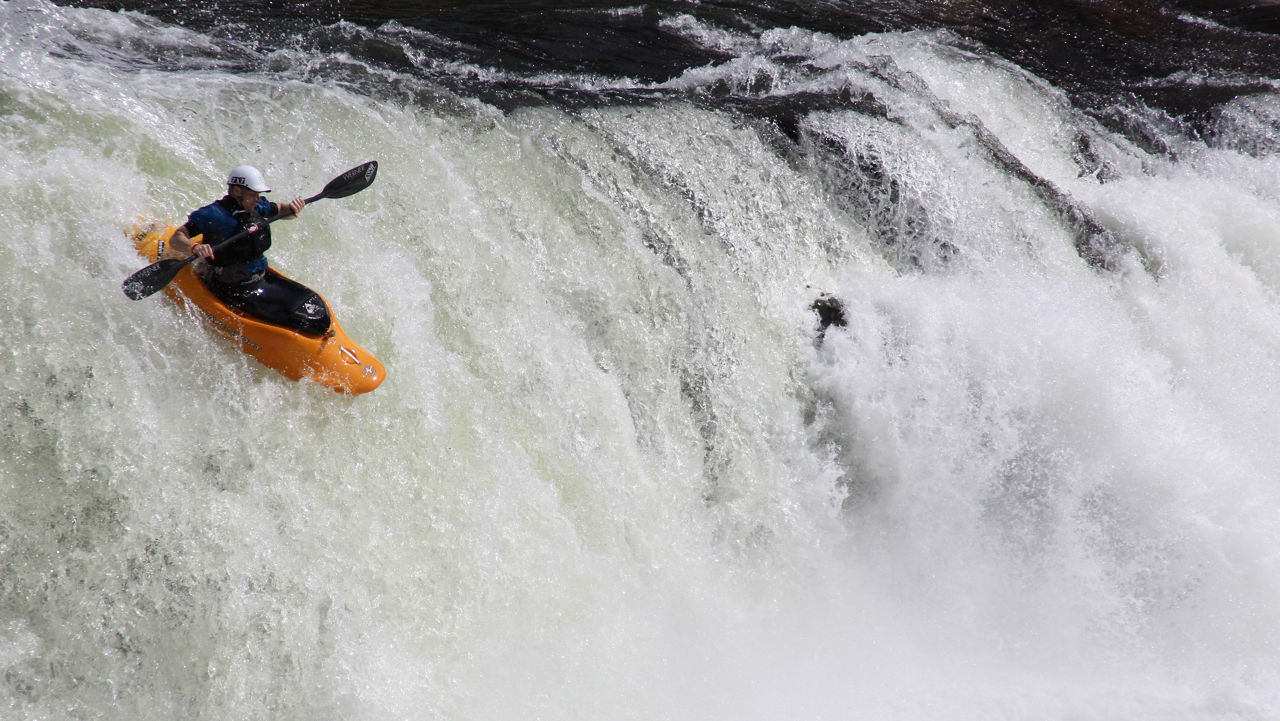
[{"x1": 3, "y1": 1, "x2": 1280, "y2": 718}]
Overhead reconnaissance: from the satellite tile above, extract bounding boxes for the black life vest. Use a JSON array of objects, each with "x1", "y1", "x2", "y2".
[{"x1": 206, "y1": 196, "x2": 272, "y2": 268}]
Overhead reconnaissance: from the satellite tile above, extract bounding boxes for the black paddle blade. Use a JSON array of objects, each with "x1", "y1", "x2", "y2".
[
  {"x1": 318, "y1": 161, "x2": 377, "y2": 200},
  {"x1": 122, "y1": 257, "x2": 191, "y2": 300}
]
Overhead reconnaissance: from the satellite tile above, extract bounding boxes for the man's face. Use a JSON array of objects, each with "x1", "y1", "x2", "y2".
[{"x1": 230, "y1": 185, "x2": 261, "y2": 213}]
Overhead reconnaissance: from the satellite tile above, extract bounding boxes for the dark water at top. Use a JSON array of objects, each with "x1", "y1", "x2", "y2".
[{"x1": 52, "y1": 1, "x2": 1280, "y2": 152}]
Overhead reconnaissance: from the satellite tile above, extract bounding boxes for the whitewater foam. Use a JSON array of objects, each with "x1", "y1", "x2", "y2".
[{"x1": 3, "y1": 2, "x2": 1280, "y2": 719}]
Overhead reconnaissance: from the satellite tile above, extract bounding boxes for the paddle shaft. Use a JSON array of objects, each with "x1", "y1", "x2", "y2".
[
  {"x1": 195, "y1": 192, "x2": 319, "y2": 259},
  {"x1": 123, "y1": 199, "x2": 313, "y2": 297},
  {"x1": 122, "y1": 161, "x2": 378, "y2": 300}
]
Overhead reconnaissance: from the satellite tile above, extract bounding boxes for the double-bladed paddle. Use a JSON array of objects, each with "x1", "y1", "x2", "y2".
[{"x1": 122, "y1": 160, "x2": 378, "y2": 300}]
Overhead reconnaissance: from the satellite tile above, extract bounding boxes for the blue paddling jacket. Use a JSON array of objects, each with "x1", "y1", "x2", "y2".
[{"x1": 182, "y1": 195, "x2": 276, "y2": 277}]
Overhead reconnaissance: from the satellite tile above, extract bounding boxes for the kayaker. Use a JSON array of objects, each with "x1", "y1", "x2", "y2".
[
  {"x1": 167, "y1": 165, "x2": 330, "y2": 334},
  {"x1": 167, "y1": 165, "x2": 304, "y2": 282}
]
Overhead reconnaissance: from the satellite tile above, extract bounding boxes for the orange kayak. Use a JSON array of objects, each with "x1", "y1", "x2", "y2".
[{"x1": 129, "y1": 218, "x2": 385, "y2": 394}]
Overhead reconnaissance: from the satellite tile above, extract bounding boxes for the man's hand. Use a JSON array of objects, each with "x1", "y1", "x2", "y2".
[{"x1": 281, "y1": 197, "x2": 306, "y2": 218}]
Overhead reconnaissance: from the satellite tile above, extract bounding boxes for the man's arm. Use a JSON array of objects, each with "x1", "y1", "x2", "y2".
[{"x1": 167, "y1": 225, "x2": 214, "y2": 259}]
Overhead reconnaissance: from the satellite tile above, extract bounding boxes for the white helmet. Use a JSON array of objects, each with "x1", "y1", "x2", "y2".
[{"x1": 226, "y1": 165, "x2": 271, "y2": 193}]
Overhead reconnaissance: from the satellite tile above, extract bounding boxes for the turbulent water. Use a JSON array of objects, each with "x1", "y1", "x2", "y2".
[{"x1": 5, "y1": 0, "x2": 1280, "y2": 718}]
